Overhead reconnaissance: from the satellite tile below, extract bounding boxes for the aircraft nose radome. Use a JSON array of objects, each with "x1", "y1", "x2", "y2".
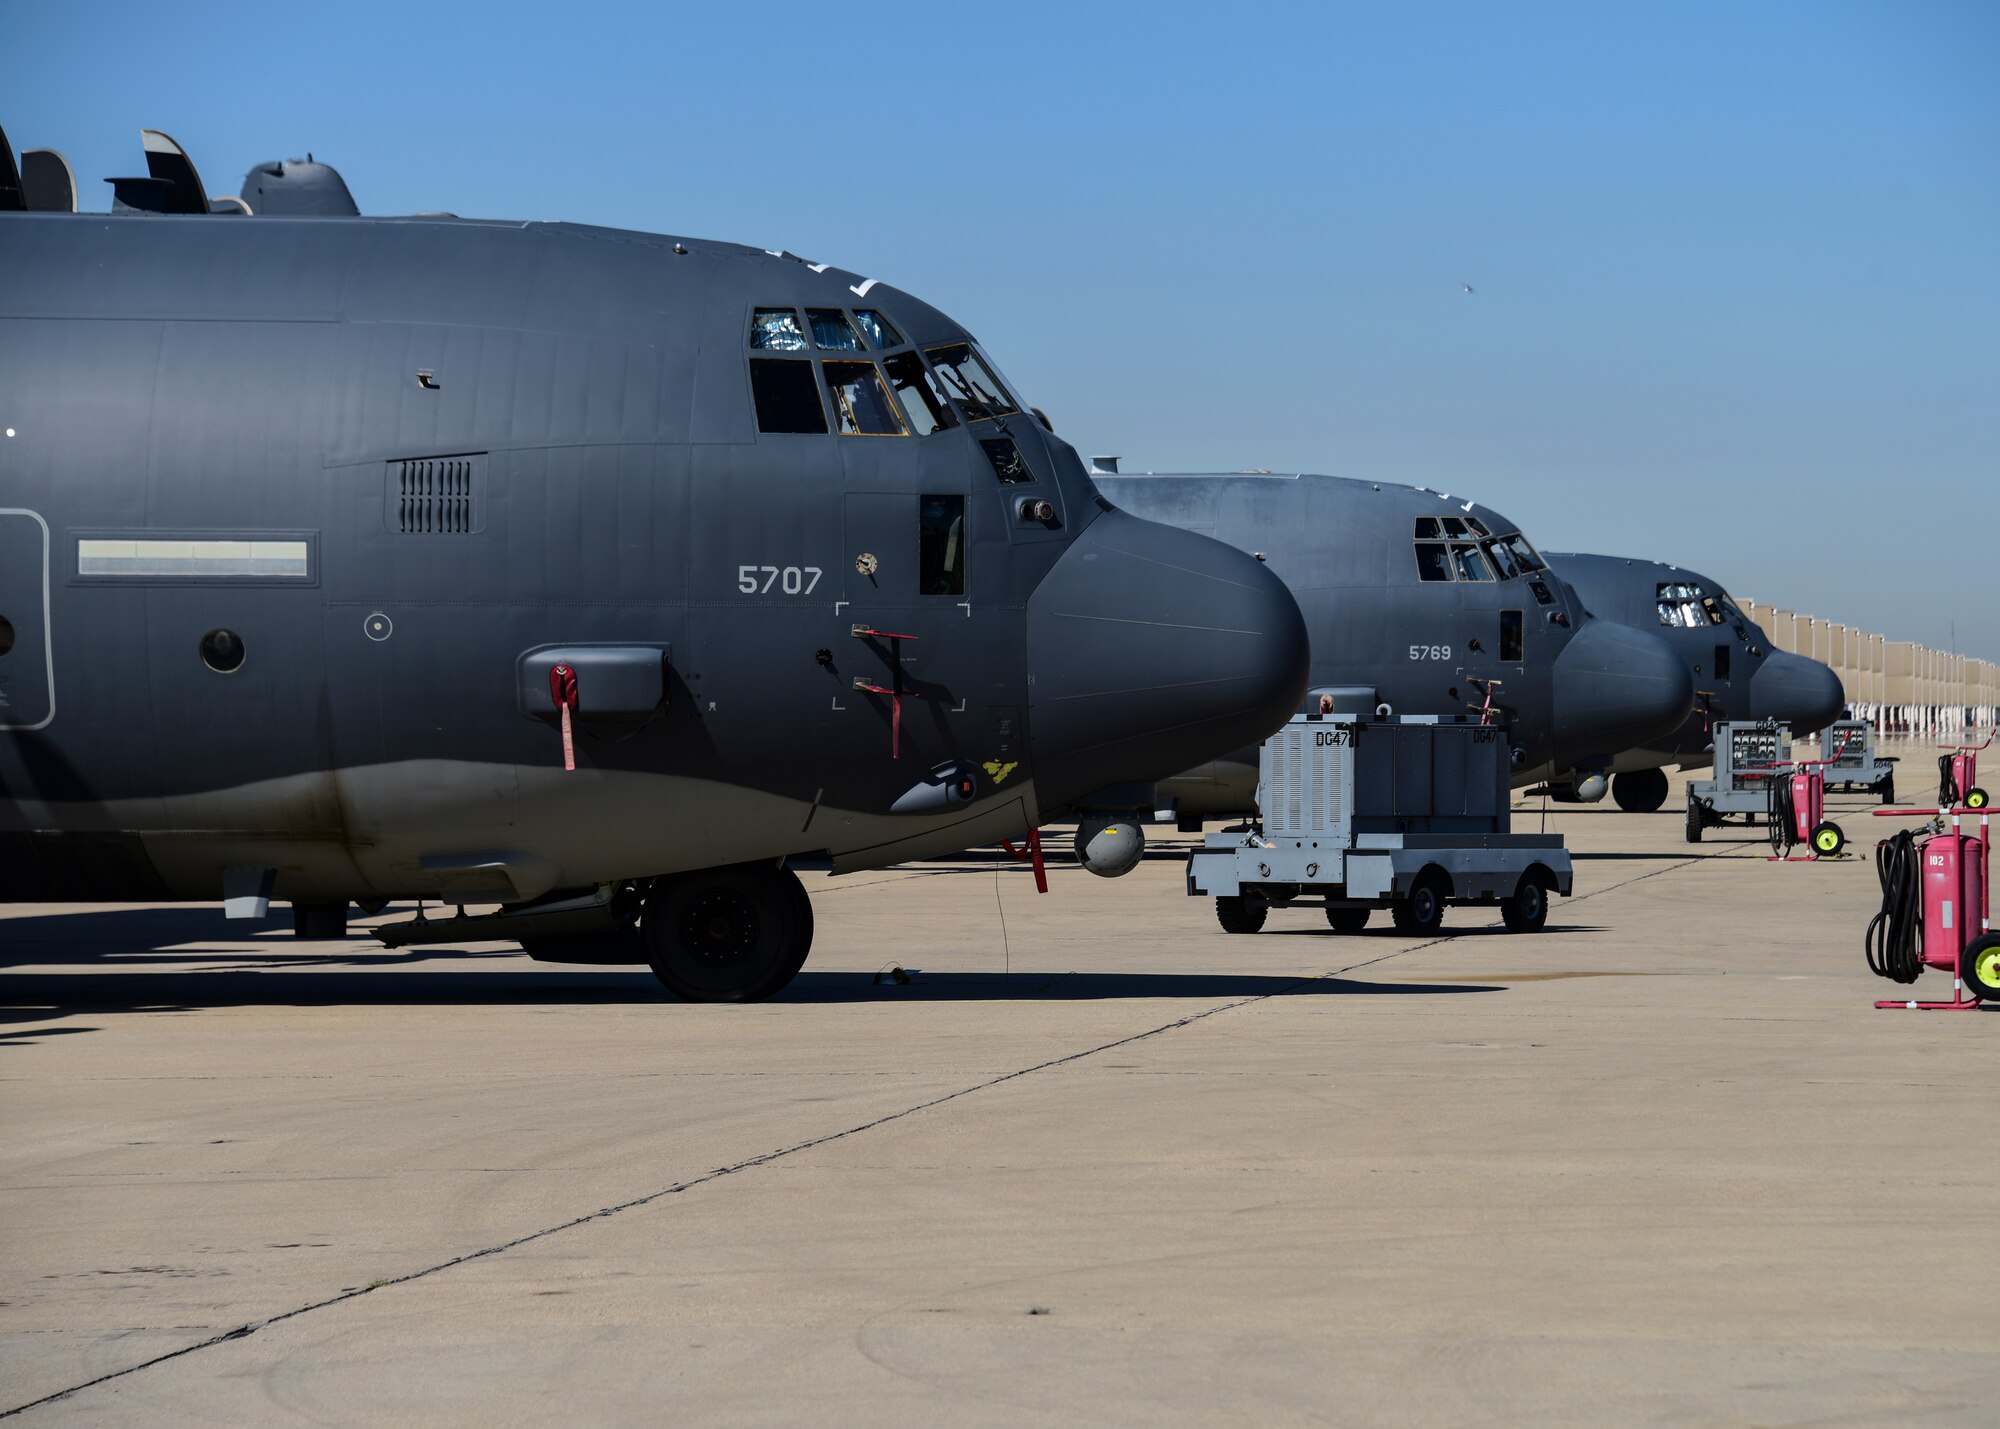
[
  {"x1": 1750, "y1": 652, "x2": 1845, "y2": 732},
  {"x1": 1550, "y1": 619, "x2": 1697, "y2": 760},
  {"x1": 1025, "y1": 509, "x2": 1309, "y2": 811}
]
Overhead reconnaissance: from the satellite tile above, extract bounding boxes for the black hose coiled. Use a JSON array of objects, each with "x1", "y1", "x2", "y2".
[
  {"x1": 1938, "y1": 754, "x2": 1960, "y2": 809},
  {"x1": 1865, "y1": 829, "x2": 1924, "y2": 984},
  {"x1": 1768, "y1": 774, "x2": 1795, "y2": 856}
]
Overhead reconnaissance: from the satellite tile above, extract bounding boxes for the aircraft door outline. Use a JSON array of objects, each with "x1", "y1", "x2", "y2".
[{"x1": 0, "y1": 509, "x2": 54, "y2": 729}]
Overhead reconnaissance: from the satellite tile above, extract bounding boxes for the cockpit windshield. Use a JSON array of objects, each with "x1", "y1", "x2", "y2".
[
  {"x1": 1413, "y1": 518, "x2": 1543, "y2": 582},
  {"x1": 925, "y1": 343, "x2": 1019, "y2": 421},
  {"x1": 1658, "y1": 581, "x2": 1729, "y2": 627},
  {"x1": 1452, "y1": 543, "x2": 1494, "y2": 582}
]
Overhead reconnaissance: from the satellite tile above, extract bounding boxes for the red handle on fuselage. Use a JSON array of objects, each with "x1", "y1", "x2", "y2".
[{"x1": 549, "y1": 664, "x2": 579, "y2": 771}]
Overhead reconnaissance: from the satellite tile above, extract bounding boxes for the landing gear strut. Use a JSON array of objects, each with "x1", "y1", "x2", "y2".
[{"x1": 643, "y1": 863, "x2": 814, "y2": 1002}]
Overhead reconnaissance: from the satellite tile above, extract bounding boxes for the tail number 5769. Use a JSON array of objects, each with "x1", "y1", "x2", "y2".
[{"x1": 737, "y1": 565, "x2": 823, "y2": 595}]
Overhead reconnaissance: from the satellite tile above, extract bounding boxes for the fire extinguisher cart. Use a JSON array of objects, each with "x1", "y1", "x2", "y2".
[
  {"x1": 1867, "y1": 802, "x2": 1998, "y2": 1009},
  {"x1": 1936, "y1": 733, "x2": 1992, "y2": 812}
]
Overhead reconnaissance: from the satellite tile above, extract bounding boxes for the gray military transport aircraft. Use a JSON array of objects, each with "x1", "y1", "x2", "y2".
[
  {"x1": 1086, "y1": 471, "x2": 1695, "y2": 824},
  {"x1": 0, "y1": 127, "x2": 1311, "y2": 1001},
  {"x1": 1540, "y1": 553, "x2": 1844, "y2": 812}
]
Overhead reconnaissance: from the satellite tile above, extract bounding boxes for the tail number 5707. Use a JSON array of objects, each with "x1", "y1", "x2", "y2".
[{"x1": 737, "y1": 565, "x2": 823, "y2": 595}]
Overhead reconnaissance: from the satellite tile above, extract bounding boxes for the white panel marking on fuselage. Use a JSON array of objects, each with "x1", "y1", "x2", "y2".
[
  {"x1": 849, "y1": 278, "x2": 880, "y2": 297},
  {"x1": 77, "y1": 538, "x2": 310, "y2": 578}
]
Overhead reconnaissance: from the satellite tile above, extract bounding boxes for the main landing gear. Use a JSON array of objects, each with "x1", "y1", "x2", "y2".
[
  {"x1": 642, "y1": 862, "x2": 814, "y2": 1003},
  {"x1": 379, "y1": 865, "x2": 816, "y2": 1001}
]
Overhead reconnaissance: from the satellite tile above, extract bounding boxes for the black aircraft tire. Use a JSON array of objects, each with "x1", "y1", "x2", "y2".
[
  {"x1": 1325, "y1": 906, "x2": 1371, "y2": 933},
  {"x1": 1501, "y1": 875, "x2": 1550, "y2": 934},
  {"x1": 1962, "y1": 934, "x2": 2000, "y2": 1003},
  {"x1": 1216, "y1": 896, "x2": 1267, "y2": 934},
  {"x1": 1612, "y1": 768, "x2": 1671, "y2": 814},
  {"x1": 520, "y1": 930, "x2": 648, "y2": 965},
  {"x1": 1685, "y1": 798, "x2": 1703, "y2": 844},
  {"x1": 643, "y1": 863, "x2": 812, "y2": 1002},
  {"x1": 1391, "y1": 875, "x2": 1447, "y2": 936}
]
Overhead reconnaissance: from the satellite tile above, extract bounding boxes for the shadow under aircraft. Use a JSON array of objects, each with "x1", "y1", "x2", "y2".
[{"x1": 0, "y1": 126, "x2": 1311, "y2": 1002}]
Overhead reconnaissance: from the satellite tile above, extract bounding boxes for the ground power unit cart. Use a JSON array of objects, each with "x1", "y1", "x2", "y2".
[
  {"x1": 1816, "y1": 719, "x2": 1897, "y2": 802},
  {"x1": 1686, "y1": 720, "x2": 1793, "y2": 843},
  {"x1": 1188, "y1": 715, "x2": 1572, "y2": 935}
]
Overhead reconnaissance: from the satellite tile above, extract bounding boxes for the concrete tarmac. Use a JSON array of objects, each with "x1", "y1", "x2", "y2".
[{"x1": 3, "y1": 762, "x2": 1996, "y2": 1424}]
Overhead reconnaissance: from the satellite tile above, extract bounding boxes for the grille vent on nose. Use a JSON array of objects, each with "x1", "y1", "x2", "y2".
[{"x1": 389, "y1": 454, "x2": 484, "y2": 534}]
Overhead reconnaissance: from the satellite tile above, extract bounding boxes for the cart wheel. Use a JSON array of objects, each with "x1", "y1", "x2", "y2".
[
  {"x1": 1967, "y1": 786, "x2": 1990, "y2": 810},
  {"x1": 1879, "y1": 774, "x2": 1895, "y2": 806},
  {"x1": 1324, "y1": 906, "x2": 1370, "y2": 933},
  {"x1": 1501, "y1": 874, "x2": 1550, "y2": 933},
  {"x1": 1963, "y1": 934, "x2": 2000, "y2": 1002},
  {"x1": 1684, "y1": 798, "x2": 1702, "y2": 844},
  {"x1": 1810, "y1": 822, "x2": 1845, "y2": 857},
  {"x1": 1391, "y1": 874, "x2": 1447, "y2": 936},
  {"x1": 1216, "y1": 896, "x2": 1267, "y2": 934}
]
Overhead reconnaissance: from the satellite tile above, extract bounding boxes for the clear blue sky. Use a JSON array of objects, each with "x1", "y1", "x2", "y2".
[{"x1": 13, "y1": 1, "x2": 1998, "y2": 655}]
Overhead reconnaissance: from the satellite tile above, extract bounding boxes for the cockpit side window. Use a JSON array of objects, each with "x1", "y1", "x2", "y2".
[
  {"x1": 925, "y1": 343, "x2": 1019, "y2": 421},
  {"x1": 1414, "y1": 517, "x2": 1441, "y2": 538},
  {"x1": 822, "y1": 361, "x2": 906, "y2": 436},
  {"x1": 1414, "y1": 542, "x2": 1452, "y2": 582},
  {"x1": 750, "y1": 359, "x2": 827, "y2": 433},
  {"x1": 882, "y1": 351, "x2": 957, "y2": 436},
  {"x1": 750, "y1": 308, "x2": 809, "y2": 351},
  {"x1": 1502, "y1": 534, "x2": 1545, "y2": 572},
  {"x1": 1480, "y1": 533, "x2": 1545, "y2": 578},
  {"x1": 1452, "y1": 543, "x2": 1494, "y2": 582},
  {"x1": 807, "y1": 309, "x2": 867, "y2": 351},
  {"x1": 1465, "y1": 516, "x2": 1491, "y2": 537},
  {"x1": 853, "y1": 310, "x2": 903, "y2": 348}
]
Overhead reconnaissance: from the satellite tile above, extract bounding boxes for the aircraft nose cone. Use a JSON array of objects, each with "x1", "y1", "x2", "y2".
[
  {"x1": 1550, "y1": 619, "x2": 1696, "y2": 761},
  {"x1": 1749, "y1": 651, "x2": 1844, "y2": 732},
  {"x1": 1025, "y1": 509, "x2": 1309, "y2": 810}
]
